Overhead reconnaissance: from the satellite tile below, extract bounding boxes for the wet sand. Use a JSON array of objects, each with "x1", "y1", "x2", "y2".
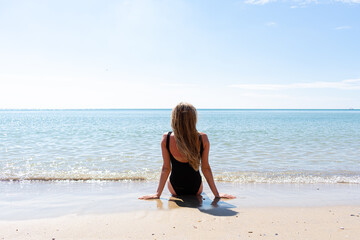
[{"x1": 0, "y1": 181, "x2": 359, "y2": 239}]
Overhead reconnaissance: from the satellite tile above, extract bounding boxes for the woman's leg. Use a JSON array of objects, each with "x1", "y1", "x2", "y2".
[{"x1": 167, "y1": 180, "x2": 177, "y2": 196}]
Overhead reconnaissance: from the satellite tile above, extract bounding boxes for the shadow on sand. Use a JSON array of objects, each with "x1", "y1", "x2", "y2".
[{"x1": 167, "y1": 194, "x2": 238, "y2": 216}]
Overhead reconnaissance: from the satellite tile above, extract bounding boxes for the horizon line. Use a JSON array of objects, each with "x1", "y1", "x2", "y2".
[{"x1": 0, "y1": 108, "x2": 358, "y2": 111}]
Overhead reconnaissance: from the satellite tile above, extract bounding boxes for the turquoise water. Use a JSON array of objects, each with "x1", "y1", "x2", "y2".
[{"x1": 1, "y1": 109, "x2": 359, "y2": 183}]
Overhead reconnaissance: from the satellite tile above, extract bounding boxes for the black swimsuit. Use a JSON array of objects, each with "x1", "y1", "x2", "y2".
[{"x1": 166, "y1": 131, "x2": 203, "y2": 196}]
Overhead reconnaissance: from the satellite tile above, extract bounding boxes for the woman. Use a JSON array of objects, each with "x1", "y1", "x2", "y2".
[{"x1": 139, "y1": 102, "x2": 235, "y2": 200}]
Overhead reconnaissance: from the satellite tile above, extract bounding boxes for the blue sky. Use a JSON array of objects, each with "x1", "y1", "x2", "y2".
[{"x1": 0, "y1": 0, "x2": 359, "y2": 109}]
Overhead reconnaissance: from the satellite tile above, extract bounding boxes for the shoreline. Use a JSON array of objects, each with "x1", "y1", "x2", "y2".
[{"x1": 1, "y1": 181, "x2": 359, "y2": 220}]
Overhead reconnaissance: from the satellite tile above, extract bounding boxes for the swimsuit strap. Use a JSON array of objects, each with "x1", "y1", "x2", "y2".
[
  {"x1": 199, "y1": 134, "x2": 204, "y2": 156},
  {"x1": 166, "y1": 131, "x2": 172, "y2": 151}
]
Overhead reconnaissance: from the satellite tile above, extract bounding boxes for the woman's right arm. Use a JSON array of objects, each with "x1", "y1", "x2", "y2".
[
  {"x1": 139, "y1": 133, "x2": 171, "y2": 200},
  {"x1": 200, "y1": 133, "x2": 235, "y2": 199}
]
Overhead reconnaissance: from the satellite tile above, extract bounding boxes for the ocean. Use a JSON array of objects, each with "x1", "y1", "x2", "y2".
[{"x1": 1, "y1": 109, "x2": 360, "y2": 184}]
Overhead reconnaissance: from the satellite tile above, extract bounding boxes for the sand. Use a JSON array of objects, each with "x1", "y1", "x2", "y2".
[
  {"x1": 1, "y1": 182, "x2": 360, "y2": 239},
  {"x1": 0, "y1": 204, "x2": 359, "y2": 240},
  {"x1": 0, "y1": 198, "x2": 360, "y2": 240}
]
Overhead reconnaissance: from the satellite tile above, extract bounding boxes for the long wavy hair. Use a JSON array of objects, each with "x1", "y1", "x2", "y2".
[{"x1": 171, "y1": 102, "x2": 201, "y2": 171}]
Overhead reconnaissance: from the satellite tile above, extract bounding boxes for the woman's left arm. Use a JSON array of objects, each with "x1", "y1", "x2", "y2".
[
  {"x1": 139, "y1": 134, "x2": 171, "y2": 200},
  {"x1": 200, "y1": 133, "x2": 236, "y2": 199}
]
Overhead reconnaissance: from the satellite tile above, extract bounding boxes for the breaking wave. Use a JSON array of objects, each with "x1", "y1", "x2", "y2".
[{"x1": 1, "y1": 170, "x2": 359, "y2": 184}]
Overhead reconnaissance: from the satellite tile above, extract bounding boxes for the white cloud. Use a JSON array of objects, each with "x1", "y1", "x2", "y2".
[
  {"x1": 245, "y1": 0, "x2": 360, "y2": 4},
  {"x1": 229, "y1": 79, "x2": 360, "y2": 90},
  {"x1": 266, "y1": 21, "x2": 277, "y2": 26},
  {"x1": 336, "y1": 0, "x2": 360, "y2": 3},
  {"x1": 244, "y1": 0, "x2": 274, "y2": 5},
  {"x1": 238, "y1": 93, "x2": 288, "y2": 98},
  {"x1": 335, "y1": 26, "x2": 352, "y2": 30},
  {"x1": 161, "y1": 83, "x2": 199, "y2": 87},
  {"x1": 0, "y1": 73, "x2": 165, "y2": 109}
]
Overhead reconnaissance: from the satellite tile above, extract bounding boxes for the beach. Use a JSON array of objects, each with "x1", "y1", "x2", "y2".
[
  {"x1": 1, "y1": 109, "x2": 360, "y2": 239},
  {"x1": 2, "y1": 0, "x2": 360, "y2": 236},
  {"x1": 1, "y1": 205, "x2": 360, "y2": 240},
  {"x1": 1, "y1": 182, "x2": 359, "y2": 239}
]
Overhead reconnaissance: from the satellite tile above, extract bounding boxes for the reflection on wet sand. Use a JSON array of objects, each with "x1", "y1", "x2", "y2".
[{"x1": 154, "y1": 194, "x2": 238, "y2": 216}]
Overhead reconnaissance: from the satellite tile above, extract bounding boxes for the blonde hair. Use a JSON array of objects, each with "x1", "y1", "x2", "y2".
[{"x1": 171, "y1": 102, "x2": 201, "y2": 171}]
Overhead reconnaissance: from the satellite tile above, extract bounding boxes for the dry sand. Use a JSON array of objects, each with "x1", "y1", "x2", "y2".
[{"x1": 1, "y1": 204, "x2": 359, "y2": 240}]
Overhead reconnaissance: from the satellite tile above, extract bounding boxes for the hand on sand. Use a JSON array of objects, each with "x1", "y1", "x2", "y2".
[
  {"x1": 218, "y1": 193, "x2": 236, "y2": 199},
  {"x1": 138, "y1": 194, "x2": 160, "y2": 200}
]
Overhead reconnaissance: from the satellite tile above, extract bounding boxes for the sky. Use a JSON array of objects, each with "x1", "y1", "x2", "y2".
[{"x1": 0, "y1": 0, "x2": 359, "y2": 109}]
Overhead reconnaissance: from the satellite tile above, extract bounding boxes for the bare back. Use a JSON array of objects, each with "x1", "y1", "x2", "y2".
[{"x1": 168, "y1": 132, "x2": 206, "y2": 163}]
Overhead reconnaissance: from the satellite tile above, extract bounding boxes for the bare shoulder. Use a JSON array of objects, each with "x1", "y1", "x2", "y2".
[
  {"x1": 198, "y1": 132, "x2": 209, "y2": 143},
  {"x1": 161, "y1": 132, "x2": 170, "y2": 145}
]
